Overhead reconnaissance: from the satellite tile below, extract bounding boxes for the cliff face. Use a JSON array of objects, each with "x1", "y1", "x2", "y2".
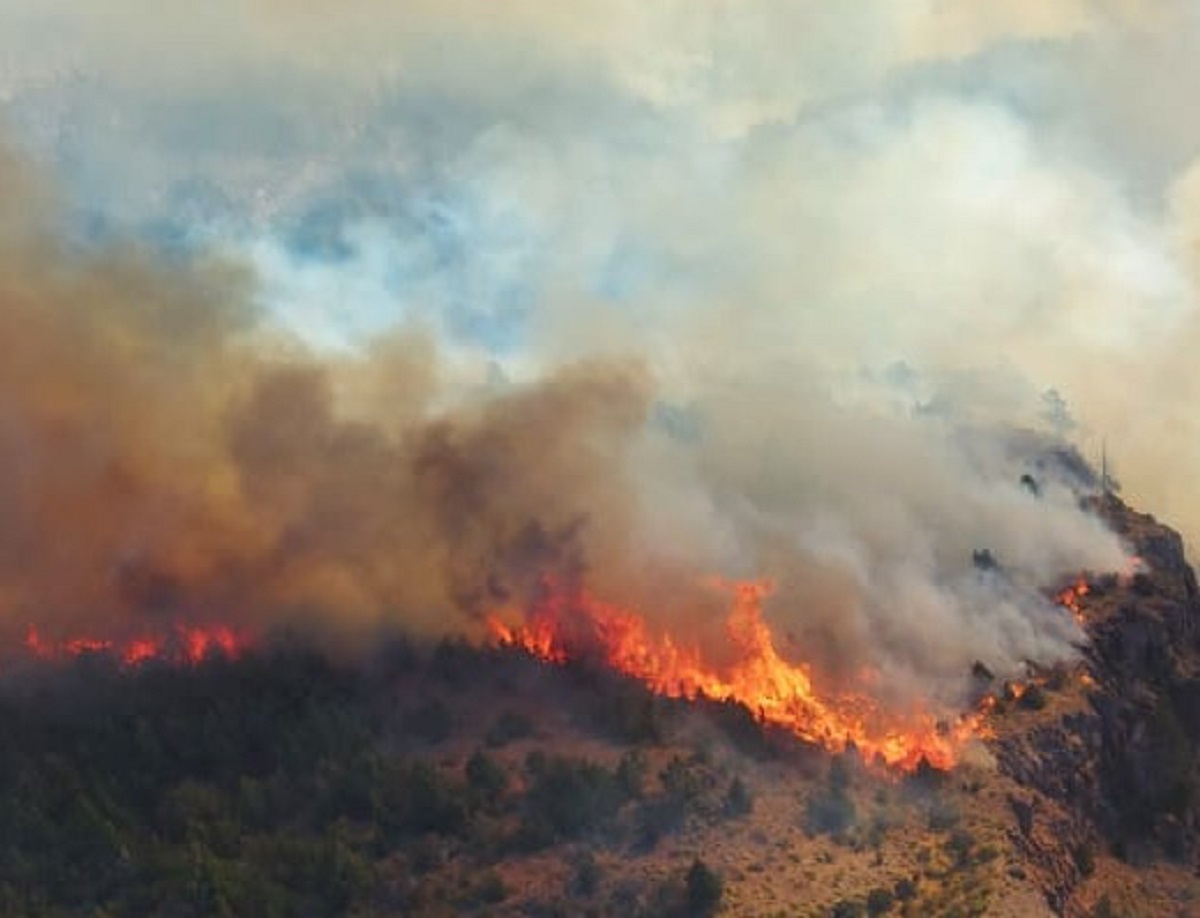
[
  {"x1": 993, "y1": 494, "x2": 1200, "y2": 911},
  {"x1": 1086, "y1": 495, "x2": 1200, "y2": 859}
]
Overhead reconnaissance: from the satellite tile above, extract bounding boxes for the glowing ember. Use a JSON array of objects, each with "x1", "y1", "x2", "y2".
[
  {"x1": 1055, "y1": 576, "x2": 1090, "y2": 624},
  {"x1": 489, "y1": 578, "x2": 983, "y2": 771},
  {"x1": 22, "y1": 622, "x2": 250, "y2": 668}
]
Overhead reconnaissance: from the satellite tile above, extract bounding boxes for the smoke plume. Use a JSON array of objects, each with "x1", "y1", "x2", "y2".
[
  {"x1": 0, "y1": 137, "x2": 1126, "y2": 709},
  {"x1": 5, "y1": 1, "x2": 1194, "y2": 710}
]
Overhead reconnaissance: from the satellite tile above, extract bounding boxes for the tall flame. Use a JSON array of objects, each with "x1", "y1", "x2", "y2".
[{"x1": 489, "y1": 578, "x2": 984, "y2": 771}]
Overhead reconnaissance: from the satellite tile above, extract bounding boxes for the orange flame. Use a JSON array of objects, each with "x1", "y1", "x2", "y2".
[
  {"x1": 489, "y1": 578, "x2": 984, "y2": 771},
  {"x1": 22, "y1": 622, "x2": 250, "y2": 668},
  {"x1": 1055, "y1": 576, "x2": 1090, "y2": 624}
]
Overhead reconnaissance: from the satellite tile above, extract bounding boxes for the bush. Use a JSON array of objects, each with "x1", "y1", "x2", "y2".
[
  {"x1": 375, "y1": 761, "x2": 467, "y2": 838},
  {"x1": 927, "y1": 797, "x2": 961, "y2": 832},
  {"x1": 634, "y1": 797, "x2": 688, "y2": 851},
  {"x1": 660, "y1": 755, "x2": 710, "y2": 802},
  {"x1": 866, "y1": 886, "x2": 895, "y2": 915},
  {"x1": 470, "y1": 870, "x2": 509, "y2": 906},
  {"x1": 429, "y1": 638, "x2": 483, "y2": 688},
  {"x1": 594, "y1": 685, "x2": 664, "y2": 744},
  {"x1": 404, "y1": 698, "x2": 453, "y2": 743},
  {"x1": 684, "y1": 859, "x2": 723, "y2": 916},
  {"x1": 485, "y1": 711, "x2": 533, "y2": 748},
  {"x1": 804, "y1": 788, "x2": 857, "y2": 838},
  {"x1": 521, "y1": 756, "x2": 626, "y2": 842},
  {"x1": 571, "y1": 850, "x2": 601, "y2": 897},
  {"x1": 465, "y1": 750, "x2": 509, "y2": 803},
  {"x1": 724, "y1": 776, "x2": 753, "y2": 818},
  {"x1": 831, "y1": 899, "x2": 865, "y2": 918},
  {"x1": 706, "y1": 698, "x2": 771, "y2": 757},
  {"x1": 616, "y1": 750, "x2": 647, "y2": 800}
]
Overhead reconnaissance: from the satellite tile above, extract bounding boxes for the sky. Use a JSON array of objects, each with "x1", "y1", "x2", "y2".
[{"x1": 0, "y1": 1, "x2": 1191, "y2": 703}]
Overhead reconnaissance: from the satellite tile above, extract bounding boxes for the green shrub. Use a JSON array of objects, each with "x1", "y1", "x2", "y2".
[
  {"x1": 616, "y1": 750, "x2": 648, "y2": 799},
  {"x1": 684, "y1": 859, "x2": 723, "y2": 916},
  {"x1": 945, "y1": 829, "x2": 976, "y2": 867},
  {"x1": 1017, "y1": 684, "x2": 1047, "y2": 711},
  {"x1": 724, "y1": 776, "x2": 753, "y2": 818},
  {"x1": 465, "y1": 751, "x2": 509, "y2": 803},
  {"x1": 660, "y1": 755, "x2": 710, "y2": 802},
  {"x1": 521, "y1": 756, "x2": 626, "y2": 843},
  {"x1": 571, "y1": 850, "x2": 601, "y2": 897},
  {"x1": 804, "y1": 788, "x2": 857, "y2": 838},
  {"x1": 866, "y1": 886, "x2": 894, "y2": 915},
  {"x1": 830, "y1": 899, "x2": 865, "y2": 918}
]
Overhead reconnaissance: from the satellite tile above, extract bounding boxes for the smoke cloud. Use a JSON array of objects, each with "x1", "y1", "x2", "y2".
[{"x1": 2, "y1": 1, "x2": 1190, "y2": 709}]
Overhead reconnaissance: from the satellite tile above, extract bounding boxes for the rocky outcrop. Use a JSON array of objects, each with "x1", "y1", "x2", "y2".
[
  {"x1": 1085, "y1": 496, "x2": 1200, "y2": 860},
  {"x1": 990, "y1": 495, "x2": 1200, "y2": 911}
]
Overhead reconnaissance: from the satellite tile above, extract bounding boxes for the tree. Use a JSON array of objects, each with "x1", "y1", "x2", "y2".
[
  {"x1": 465, "y1": 750, "x2": 508, "y2": 803},
  {"x1": 723, "y1": 776, "x2": 753, "y2": 817},
  {"x1": 684, "y1": 859, "x2": 723, "y2": 916}
]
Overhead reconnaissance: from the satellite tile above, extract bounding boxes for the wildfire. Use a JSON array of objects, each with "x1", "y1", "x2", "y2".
[
  {"x1": 489, "y1": 578, "x2": 984, "y2": 771},
  {"x1": 22, "y1": 622, "x2": 248, "y2": 668},
  {"x1": 1055, "y1": 576, "x2": 1090, "y2": 625}
]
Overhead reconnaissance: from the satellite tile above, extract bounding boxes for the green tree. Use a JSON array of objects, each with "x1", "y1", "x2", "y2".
[{"x1": 685, "y1": 858, "x2": 723, "y2": 916}]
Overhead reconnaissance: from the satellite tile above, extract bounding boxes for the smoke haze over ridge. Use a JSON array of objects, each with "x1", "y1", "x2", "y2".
[{"x1": 1, "y1": 1, "x2": 1191, "y2": 708}]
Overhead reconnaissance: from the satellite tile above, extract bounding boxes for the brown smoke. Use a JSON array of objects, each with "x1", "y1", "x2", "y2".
[
  {"x1": 0, "y1": 137, "x2": 1132, "y2": 712},
  {"x1": 0, "y1": 144, "x2": 655, "y2": 650}
]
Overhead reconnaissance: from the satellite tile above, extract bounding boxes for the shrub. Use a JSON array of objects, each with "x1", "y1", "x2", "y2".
[
  {"x1": 804, "y1": 788, "x2": 856, "y2": 838},
  {"x1": 893, "y1": 877, "x2": 917, "y2": 902},
  {"x1": 485, "y1": 711, "x2": 533, "y2": 748},
  {"x1": 660, "y1": 755, "x2": 710, "y2": 802},
  {"x1": 684, "y1": 859, "x2": 723, "y2": 916},
  {"x1": 945, "y1": 829, "x2": 976, "y2": 867},
  {"x1": 831, "y1": 899, "x2": 865, "y2": 918},
  {"x1": 465, "y1": 750, "x2": 509, "y2": 803},
  {"x1": 469, "y1": 870, "x2": 509, "y2": 906},
  {"x1": 571, "y1": 850, "x2": 601, "y2": 897},
  {"x1": 616, "y1": 750, "x2": 647, "y2": 800},
  {"x1": 724, "y1": 776, "x2": 753, "y2": 818},
  {"x1": 1073, "y1": 840, "x2": 1096, "y2": 877},
  {"x1": 404, "y1": 698, "x2": 453, "y2": 743},
  {"x1": 375, "y1": 761, "x2": 466, "y2": 838},
  {"x1": 595, "y1": 686, "x2": 663, "y2": 744},
  {"x1": 522, "y1": 756, "x2": 625, "y2": 842},
  {"x1": 1017, "y1": 684, "x2": 1046, "y2": 711},
  {"x1": 927, "y1": 797, "x2": 961, "y2": 832},
  {"x1": 866, "y1": 886, "x2": 895, "y2": 915},
  {"x1": 429, "y1": 638, "x2": 483, "y2": 688},
  {"x1": 635, "y1": 797, "x2": 687, "y2": 851}
]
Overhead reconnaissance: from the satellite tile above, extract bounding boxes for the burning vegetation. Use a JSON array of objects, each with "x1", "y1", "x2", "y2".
[
  {"x1": 21, "y1": 621, "x2": 249, "y2": 668},
  {"x1": 490, "y1": 577, "x2": 986, "y2": 772}
]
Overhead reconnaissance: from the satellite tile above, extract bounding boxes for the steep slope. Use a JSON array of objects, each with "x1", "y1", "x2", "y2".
[{"x1": 989, "y1": 494, "x2": 1200, "y2": 915}]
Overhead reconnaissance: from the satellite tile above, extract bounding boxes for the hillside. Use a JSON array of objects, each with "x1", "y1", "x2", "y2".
[{"x1": 2, "y1": 495, "x2": 1199, "y2": 917}]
